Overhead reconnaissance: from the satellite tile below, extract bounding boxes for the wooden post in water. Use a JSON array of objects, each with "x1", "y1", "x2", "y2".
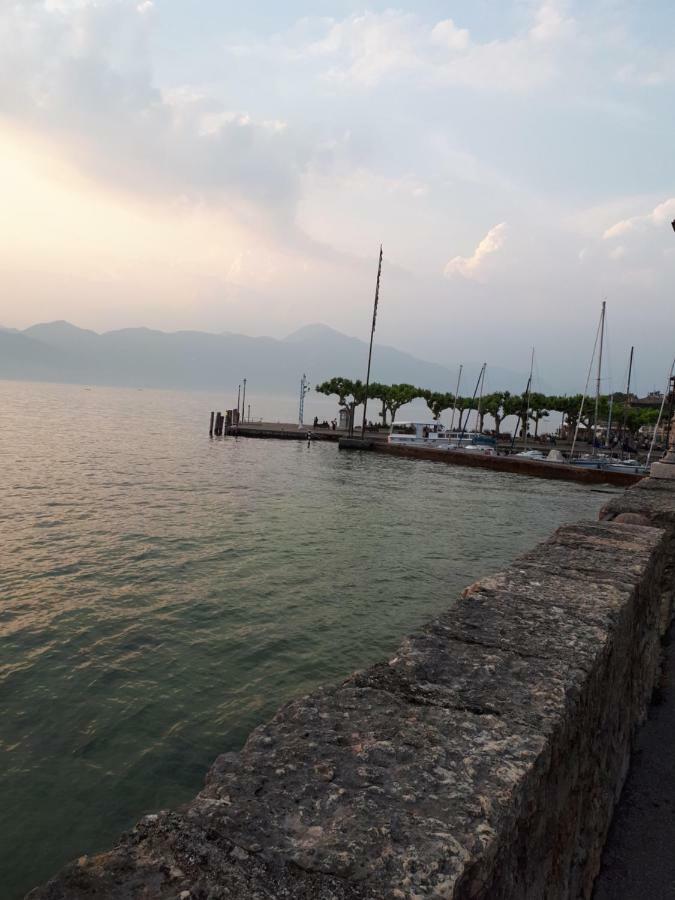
[{"x1": 209, "y1": 411, "x2": 214, "y2": 437}]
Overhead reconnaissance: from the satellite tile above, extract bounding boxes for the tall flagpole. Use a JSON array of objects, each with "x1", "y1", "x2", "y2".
[{"x1": 361, "y1": 245, "x2": 383, "y2": 440}]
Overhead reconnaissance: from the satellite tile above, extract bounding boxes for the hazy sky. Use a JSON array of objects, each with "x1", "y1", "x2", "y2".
[{"x1": 1, "y1": 0, "x2": 674, "y2": 391}]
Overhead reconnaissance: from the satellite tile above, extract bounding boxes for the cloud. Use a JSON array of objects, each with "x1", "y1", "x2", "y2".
[
  {"x1": 0, "y1": 0, "x2": 308, "y2": 230},
  {"x1": 256, "y1": 2, "x2": 575, "y2": 93},
  {"x1": 529, "y1": 1, "x2": 575, "y2": 43},
  {"x1": 444, "y1": 222, "x2": 507, "y2": 280},
  {"x1": 430, "y1": 19, "x2": 470, "y2": 52},
  {"x1": 603, "y1": 198, "x2": 675, "y2": 239}
]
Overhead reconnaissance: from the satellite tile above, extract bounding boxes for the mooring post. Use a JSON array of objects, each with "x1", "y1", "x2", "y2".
[{"x1": 209, "y1": 411, "x2": 215, "y2": 437}]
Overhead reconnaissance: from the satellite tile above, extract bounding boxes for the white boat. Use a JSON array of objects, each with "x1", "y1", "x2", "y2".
[
  {"x1": 388, "y1": 422, "x2": 497, "y2": 454},
  {"x1": 570, "y1": 453, "x2": 649, "y2": 475},
  {"x1": 515, "y1": 449, "x2": 546, "y2": 459}
]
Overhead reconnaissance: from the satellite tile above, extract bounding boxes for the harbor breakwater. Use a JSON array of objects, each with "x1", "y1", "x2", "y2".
[
  {"x1": 28, "y1": 478, "x2": 675, "y2": 899},
  {"x1": 339, "y1": 439, "x2": 644, "y2": 488},
  {"x1": 222, "y1": 424, "x2": 644, "y2": 487}
]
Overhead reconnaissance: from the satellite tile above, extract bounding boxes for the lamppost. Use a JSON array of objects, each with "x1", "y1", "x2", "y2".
[
  {"x1": 649, "y1": 220, "x2": 675, "y2": 478},
  {"x1": 298, "y1": 374, "x2": 310, "y2": 427}
]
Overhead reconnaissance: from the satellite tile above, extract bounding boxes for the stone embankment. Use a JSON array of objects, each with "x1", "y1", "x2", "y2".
[{"x1": 29, "y1": 479, "x2": 675, "y2": 899}]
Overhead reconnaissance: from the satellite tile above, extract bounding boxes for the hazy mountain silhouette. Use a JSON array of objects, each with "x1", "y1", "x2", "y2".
[{"x1": 0, "y1": 321, "x2": 527, "y2": 393}]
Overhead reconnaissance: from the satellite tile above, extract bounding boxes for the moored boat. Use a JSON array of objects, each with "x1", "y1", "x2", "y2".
[{"x1": 388, "y1": 422, "x2": 497, "y2": 454}]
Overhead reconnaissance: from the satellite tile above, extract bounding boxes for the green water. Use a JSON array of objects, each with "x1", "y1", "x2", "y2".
[{"x1": 0, "y1": 380, "x2": 605, "y2": 898}]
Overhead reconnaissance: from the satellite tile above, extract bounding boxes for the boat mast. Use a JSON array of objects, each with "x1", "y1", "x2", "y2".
[
  {"x1": 619, "y1": 346, "x2": 634, "y2": 458},
  {"x1": 523, "y1": 347, "x2": 534, "y2": 451},
  {"x1": 458, "y1": 364, "x2": 485, "y2": 444},
  {"x1": 646, "y1": 357, "x2": 675, "y2": 466},
  {"x1": 449, "y1": 364, "x2": 463, "y2": 432},
  {"x1": 592, "y1": 300, "x2": 606, "y2": 456},
  {"x1": 476, "y1": 363, "x2": 487, "y2": 433},
  {"x1": 360, "y1": 245, "x2": 383, "y2": 440},
  {"x1": 510, "y1": 348, "x2": 534, "y2": 452},
  {"x1": 571, "y1": 305, "x2": 603, "y2": 458}
]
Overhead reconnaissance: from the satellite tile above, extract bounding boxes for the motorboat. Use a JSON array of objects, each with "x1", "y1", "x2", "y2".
[{"x1": 388, "y1": 422, "x2": 497, "y2": 454}]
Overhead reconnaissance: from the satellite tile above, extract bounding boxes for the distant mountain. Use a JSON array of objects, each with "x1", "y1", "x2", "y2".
[{"x1": 0, "y1": 321, "x2": 527, "y2": 393}]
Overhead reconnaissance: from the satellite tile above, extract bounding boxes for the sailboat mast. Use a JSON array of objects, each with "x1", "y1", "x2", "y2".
[
  {"x1": 524, "y1": 347, "x2": 534, "y2": 450},
  {"x1": 459, "y1": 365, "x2": 485, "y2": 443},
  {"x1": 449, "y1": 364, "x2": 463, "y2": 432},
  {"x1": 476, "y1": 363, "x2": 486, "y2": 433},
  {"x1": 620, "y1": 346, "x2": 634, "y2": 457},
  {"x1": 360, "y1": 245, "x2": 383, "y2": 440},
  {"x1": 592, "y1": 301, "x2": 606, "y2": 455}
]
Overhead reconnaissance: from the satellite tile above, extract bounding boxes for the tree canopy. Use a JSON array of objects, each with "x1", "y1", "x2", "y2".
[{"x1": 314, "y1": 377, "x2": 667, "y2": 438}]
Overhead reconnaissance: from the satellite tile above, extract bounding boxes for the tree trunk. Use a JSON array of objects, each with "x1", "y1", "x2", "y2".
[{"x1": 380, "y1": 399, "x2": 388, "y2": 426}]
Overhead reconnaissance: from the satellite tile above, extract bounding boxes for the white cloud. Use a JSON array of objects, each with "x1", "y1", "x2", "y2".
[
  {"x1": 444, "y1": 222, "x2": 507, "y2": 280},
  {"x1": 603, "y1": 198, "x2": 675, "y2": 239},
  {"x1": 308, "y1": 11, "x2": 421, "y2": 86},
  {"x1": 0, "y1": 0, "x2": 307, "y2": 228},
  {"x1": 529, "y1": 1, "x2": 575, "y2": 43},
  {"x1": 609, "y1": 245, "x2": 625, "y2": 260},
  {"x1": 430, "y1": 19, "x2": 470, "y2": 52},
  {"x1": 268, "y1": 2, "x2": 575, "y2": 92}
]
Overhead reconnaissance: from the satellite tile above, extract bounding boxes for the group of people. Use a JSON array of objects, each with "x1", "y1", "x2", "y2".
[{"x1": 313, "y1": 417, "x2": 338, "y2": 430}]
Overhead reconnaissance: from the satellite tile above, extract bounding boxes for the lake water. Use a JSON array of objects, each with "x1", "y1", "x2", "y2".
[{"x1": 0, "y1": 380, "x2": 605, "y2": 898}]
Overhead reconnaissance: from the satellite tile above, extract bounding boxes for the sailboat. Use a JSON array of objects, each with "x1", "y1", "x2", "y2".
[
  {"x1": 570, "y1": 305, "x2": 649, "y2": 474},
  {"x1": 605, "y1": 346, "x2": 649, "y2": 473}
]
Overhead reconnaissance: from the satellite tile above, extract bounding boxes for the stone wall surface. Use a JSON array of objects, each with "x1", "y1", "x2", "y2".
[{"x1": 28, "y1": 480, "x2": 675, "y2": 900}]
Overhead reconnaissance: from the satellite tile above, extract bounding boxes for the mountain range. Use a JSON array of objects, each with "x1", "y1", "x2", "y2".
[{"x1": 0, "y1": 321, "x2": 527, "y2": 394}]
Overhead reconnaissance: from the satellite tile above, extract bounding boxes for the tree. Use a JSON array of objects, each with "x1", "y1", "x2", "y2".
[
  {"x1": 423, "y1": 390, "x2": 454, "y2": 421},
  {"x1": 315, "y1": 377, "x2": 367, "y2": 435},
  {"x1": 368, "y1": 382, "x2": 391, "y2": 426},
  {"x1": 556, "y1": 394, "x2": 584, "y2": 434},
  {"x1": 456, "y1": 396, "x2": 474, "y2": 431},
  {"x1": 385, "y1": 384, "x2": 422, "y2": 424},
  {"x1": 481, "y1": 391, "x2": 511, "y2": 437},
  {"x1": 528, "y1": 392, "x2": 550, "y2": 438},
  {"x1": 501, "y1": 393, "x2": 523, "y2": 437}
]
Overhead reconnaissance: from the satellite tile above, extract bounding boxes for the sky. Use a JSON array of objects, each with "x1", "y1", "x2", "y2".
[{"x1": 1, "y1": 0, "x2": 674, "y2": 392}]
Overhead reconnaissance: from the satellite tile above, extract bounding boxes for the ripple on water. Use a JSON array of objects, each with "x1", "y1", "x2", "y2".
[{"x1": 0, "y1": 380, "x2": 604, "y2": 900}]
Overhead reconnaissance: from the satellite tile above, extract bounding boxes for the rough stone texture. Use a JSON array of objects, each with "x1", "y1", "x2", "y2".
[{"x1": 28, "y1": 482, "x2": 675, "y2": 900}]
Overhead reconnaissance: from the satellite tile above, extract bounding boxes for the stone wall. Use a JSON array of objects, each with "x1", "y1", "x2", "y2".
[{"x1": 29, "y1": 479, "x2": 675, "y2": 900}]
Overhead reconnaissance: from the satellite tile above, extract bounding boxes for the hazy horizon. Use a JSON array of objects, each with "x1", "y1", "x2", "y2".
[
  {"x1": 1, "y1": 1, "x2": 674, "y2": 389},
  {"x1": 1, "y1": 316, "x2": 670, "y2": 398}
]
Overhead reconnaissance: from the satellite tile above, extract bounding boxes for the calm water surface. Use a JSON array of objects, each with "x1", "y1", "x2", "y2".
[{"x1": 0, "y1": 381, "x2": 605, "y2": 898}]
